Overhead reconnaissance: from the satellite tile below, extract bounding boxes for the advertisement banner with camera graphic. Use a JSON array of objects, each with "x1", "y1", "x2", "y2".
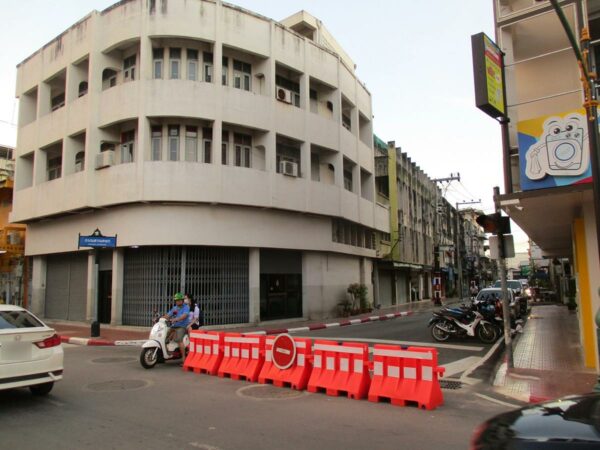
[{"x1": 518, "y1": 109, "x2": 592, "y2": 191}]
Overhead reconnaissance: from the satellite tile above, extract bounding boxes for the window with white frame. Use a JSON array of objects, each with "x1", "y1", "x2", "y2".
[
  {"x1": 168, "y1": 125, "x2": 179, "y2": 161},
  {"x1": 221, "y1": 130, "x2": 229, "y2": 165},
  {"x1": 47, "y1": 156, "x2": 62, "y2": 181},
  {"x1": 170, "y1": 48, "x2": 181, "y2": 79},
  {"x1": 123, "y1": 55, "x2": 136, "y2": 81},
  {"x1": 203, "y1": 52, "x2": 213, "y2": 83},
  {"x1": 202, "y1": 127, "x2": 212, "y2": 163},
  {"x1": 187, "y1": 49, "x2": 198, "y2": 81},
  {"x1": 233, "y1": 60, "x2": 251, "y2": 91},
  {"x1": 75, "y1": 151, "x2": 85, "y2": 172},
  {"x1": 185, "y1": 126, "x2": 198, "y2": 162},
  {"x1": 121, "y1": 130, "x2": 135, "y2": 163},
  {"x1": 151, "y1": 126, "x2": 162, "y2": 161},
  {"x1": 234, "y1": 133, "x2": 251, "y2": 168},
  {"x1": 153, "y1": 48, "x2": 164, "y2": 79},
  {"x1": 222, "y1": 57, "x2": 228, "y2": 86}
]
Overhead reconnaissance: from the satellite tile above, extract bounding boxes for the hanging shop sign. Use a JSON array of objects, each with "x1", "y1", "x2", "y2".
[
  {"x1": 471, "y1": 32, "x2": 506, "y2": 120},
  {"x1": 78, "y1": 228, "x2": 117, "y2": 248}
]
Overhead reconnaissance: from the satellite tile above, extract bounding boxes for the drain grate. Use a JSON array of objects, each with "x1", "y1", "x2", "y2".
[{"x1": 440, "y1": 380, "x2": 462, "y2": 390}]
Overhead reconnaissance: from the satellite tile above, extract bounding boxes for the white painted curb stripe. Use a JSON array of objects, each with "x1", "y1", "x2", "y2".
[
  {"x1": 325, "y1": 323, "x2": 340, "y2": 328},
  {"x1": 288, "y1": 327, "x2": 310, "y2": 333},
  {"x1": 114, "y1": 340, "x2": 146, "y2": 346},
  {"x1": 69, "y1": 337, "x2": 90, "y2": 345}
]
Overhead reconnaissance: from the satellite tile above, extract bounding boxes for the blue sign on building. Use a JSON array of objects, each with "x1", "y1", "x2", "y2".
[{"x1": 78, "y1": 229, "x2": 117, "y2": 248}]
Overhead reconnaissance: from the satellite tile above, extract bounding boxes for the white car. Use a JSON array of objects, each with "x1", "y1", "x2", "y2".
[{"x1": 0, "y1": 305, "x2": 63, "y2": 395}]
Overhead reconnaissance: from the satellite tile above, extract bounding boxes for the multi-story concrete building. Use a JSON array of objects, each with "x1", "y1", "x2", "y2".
[
  {"x1": 12, "y1": 0, "x2": 388, "y2": 326},
  {"x1": 459, "y1": 208, "x2": 489, "y2": 290},
  {"x1": 492, "y1": 0, "x2": 600, "y2": 371}
]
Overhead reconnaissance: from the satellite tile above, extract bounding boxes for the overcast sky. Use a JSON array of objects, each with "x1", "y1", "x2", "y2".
[{"x1": 0, "y1": 0, "x2": 530, "y2": 250}]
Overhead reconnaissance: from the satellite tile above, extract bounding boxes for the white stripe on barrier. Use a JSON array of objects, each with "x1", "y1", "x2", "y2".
[
  {"x1": 225, "y1": 336, "x2": 261, "y2": 344},
  {"x1": 225, "y1": 346, "x2": 230, "y2": 357},
  {"x1": 350, "y1": 319, "x2": 362, "y2": 325},
  {"x1": 372, "y1": 349, "x2": 433, "y2": 360},
  {"x1": 190, "y1": 333, "x2": 217, "y2": 341},
  {"x1": 252, "y1": 348, "x2": 259, "y2": 360},
  {"x1": 388, "y1": 366, "x2": 400, "y2": 378},
  {"x1": 297, "y1": 354, "x2": 305, "y2": 367},
  {"x1": 266, "y1": 350, "x2": 272, "y2": 362},
  {"x1": 296, "y1": 341, "x2": 306, "y2": 349},
  {"x1": 241, "y1": 349, "x2": 249, "y2": 359},
  {"x1": 213, "y1": 344, "x2": 219, "y2": 354},
  {"x1": 276, "y1": 347, "x2": 291, "y2": 356},
  {"x1": 314, "y1": 355, "x2": 322, "y2": 368},
  {"x1": 422, "y1": 366, "x2": 433, "y2": 381},
  {"x1": 404, "y1": 367, "x2": 417, "y2": 379},
  {"x1": 204, "y1": 345, "x2": 211, "y2": 355},
  {"x1": 340, "y1": 358, "x2": 349, "y2": 372},
  {"x1": 354, "y1": 360, "x2": 363, "y2": 374},
  {"x1": 374, "y1": 362, "x2": 383, "y2": 376},
  {"x1": 232, "y1": 348, "x2": 240, "y2": 358},
  {"x1": 288, "y1": 327, "x2": 310, "y2": 333},
  {"x1": 326, "y1": 357, "x2": 335, "y2": 371},
  {"x1": 190, "y1": 342, "x2": 195, "y2": 352},
  {"x1": 314, "y1": 344, "x2": 365, "y2": 355}
]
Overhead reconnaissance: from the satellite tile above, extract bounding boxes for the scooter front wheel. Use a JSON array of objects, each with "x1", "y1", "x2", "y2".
[
  {"x1": 431, "y1": 321, "x2": 452, "y2": 342},
  {"x1": 140, "y1": 347, "x2": 160, "y2": 369}
]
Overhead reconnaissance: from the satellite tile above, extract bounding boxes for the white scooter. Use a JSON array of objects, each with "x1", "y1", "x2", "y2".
[{"x1": 139, "y1": 318, "x2": 190, "y2": 369}]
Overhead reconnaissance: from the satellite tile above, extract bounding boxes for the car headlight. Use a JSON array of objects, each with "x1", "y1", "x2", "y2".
[{"x1": 525, "y1": 288, "x2": 531, "y2": 296}]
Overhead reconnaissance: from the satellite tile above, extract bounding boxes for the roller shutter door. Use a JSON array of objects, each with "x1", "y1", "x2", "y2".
[{"x1": 45, "y1": 253, "x2": 88, "y2": 321}]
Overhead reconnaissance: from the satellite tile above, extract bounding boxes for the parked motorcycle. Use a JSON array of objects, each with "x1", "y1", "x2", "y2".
[
  {"x1": 139, "y1": 318, "x2": 190, "y2": 369},
  {"x1": 428, "y1": 304, "x2": 498, "y2": 344}
]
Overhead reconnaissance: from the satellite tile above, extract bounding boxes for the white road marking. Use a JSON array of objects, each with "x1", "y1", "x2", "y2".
[
  {"x1": 440, "y1": 356, "x2": 481, "y2": 377},
  {"x1": 460, "y1": 337, "x2": 503, "y2": 382},
  {"x1": 475, "y1": 393, "x2": 520, "y2": 408},
  {"x1": 294, "y1": 336, "x2": 484, "y2": 352}
]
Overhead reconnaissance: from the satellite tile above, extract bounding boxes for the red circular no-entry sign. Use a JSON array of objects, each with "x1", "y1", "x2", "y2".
[{"x1": 272, "y1": 333, "x2": 297, "y2": 370}]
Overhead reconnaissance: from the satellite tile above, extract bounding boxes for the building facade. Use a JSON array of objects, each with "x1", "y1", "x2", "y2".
[
  {"x1": 12, "y1": 0, "x2": 389, "y2": 326},
  {"x1": 492, "y1": 0, "x2": 600, "y2": 371}
]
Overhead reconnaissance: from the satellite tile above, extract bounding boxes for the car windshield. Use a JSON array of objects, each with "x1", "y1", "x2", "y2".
[
  {"x1": 493, "y1": 281, "x2": 521, "y2": 290},
  {"x1": 0, "y1": 310, "x2": 45, "y2": 329}
]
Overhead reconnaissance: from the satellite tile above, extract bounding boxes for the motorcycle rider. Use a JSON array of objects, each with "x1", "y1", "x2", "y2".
[{"x1": 163, "y1": 292, "x2": 190, "y2": 359}]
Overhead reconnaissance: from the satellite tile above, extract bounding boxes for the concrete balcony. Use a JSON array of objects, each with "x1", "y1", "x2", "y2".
[{"x1": 98, "y1": 82, "x2": 140, "y2": 127}]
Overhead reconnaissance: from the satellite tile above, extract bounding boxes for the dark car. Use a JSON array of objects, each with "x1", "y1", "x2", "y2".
[{"x1": 471, "y1": 393, "x2": 600, "y2": 449}]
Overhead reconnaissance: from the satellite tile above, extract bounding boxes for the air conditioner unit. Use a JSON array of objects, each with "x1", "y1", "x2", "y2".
[
  {"x1": 95, "y1": 150, "x2": 115, "y2": 170},
  {"x1": 280, "y1": 160, "x2": 298, "y2": 177},
  {"x1": 276, "y1": 87, "x2": 293, "y2": 104}
]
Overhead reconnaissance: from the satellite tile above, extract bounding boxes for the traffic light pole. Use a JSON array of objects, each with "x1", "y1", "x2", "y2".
[{"x1": 494, "y1": 186, "x2": 513, "y2": 369}]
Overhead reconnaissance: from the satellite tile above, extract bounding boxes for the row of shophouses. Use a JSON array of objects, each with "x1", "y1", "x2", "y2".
[{"x1": 6, "y1": 0, "x2": 490, "y2": 326}]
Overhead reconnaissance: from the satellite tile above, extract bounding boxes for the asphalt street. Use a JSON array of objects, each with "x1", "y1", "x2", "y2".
[
  {"x1": 0, "y1": 343, "x2": 511, "y2": 450},
  {"x1": 292, "y1": 307, "x2": 496, "y2": 378}
]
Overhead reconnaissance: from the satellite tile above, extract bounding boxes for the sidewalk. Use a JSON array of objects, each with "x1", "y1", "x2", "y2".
[
  {"x1": 49, "y1": 297, "x2": 458, "y2": 345},
  {"x1": 493, "y1": 304, "x2": 598, "y2": 403}
]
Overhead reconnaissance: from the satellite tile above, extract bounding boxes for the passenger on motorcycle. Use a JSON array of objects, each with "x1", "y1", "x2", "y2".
[{"x1": 163, "y1": 292, "x2": 190, "y2": 359}]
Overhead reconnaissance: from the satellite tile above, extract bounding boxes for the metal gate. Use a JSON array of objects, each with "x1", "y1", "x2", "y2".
[
  {"x1": 45, "y1": 252, "x2": 88, "y2": 321},
  {"x1": 122, "y1": 246, "x2": 248, "y2": 326}
]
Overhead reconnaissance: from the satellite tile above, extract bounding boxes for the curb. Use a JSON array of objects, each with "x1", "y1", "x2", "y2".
[{"x1": 58, "y1": 311, "x2": 415, "y2": 346}]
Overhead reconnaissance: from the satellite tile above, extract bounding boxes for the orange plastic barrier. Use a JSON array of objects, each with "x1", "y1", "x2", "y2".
[
  {"x1": 183, "y1": 331, "x2": 224, "y2": 375},
  {"x1": 218, "y1": 333, "x2": 265, "y2": 382},
  {"x1": 258, "y1": 336, "x2": 312, "y2": 390},
  {"x1": 307, "y1": 340, "x2": 370, "y2": 399},
  {"x1": 368, "y1": 345, "x2": 445, "y2": 410}
]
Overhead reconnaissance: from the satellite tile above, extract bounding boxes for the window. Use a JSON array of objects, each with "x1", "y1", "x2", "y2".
[
  {"x1": 221, "y1": 130, "x2": 229, "y2": 165},
  {"x1": 168, "y1": 125, "x2": 179, "y2": 161},
  {"x1": 121, "y1": 130, "x2": 135, "y2": 163},
  {"x1": 102, "y1": 69, "x2": 117, "y2": 90},
  {"x1": 185, "y1": 126, "x2": 198, "y2": 162},
  {"x1": 202, "y1": 127, "x2": 212, "y2": 163},
  {"x1": 51, "y1": 93, "x2": 65, "y2": 111},
  {"x1": 233, "y1": 60, "x2": 251, "y2": 91},
  {"x1": 47, "y1": 156, "x2": 61, "y2": 180},
  {"x1": 187, "y1": 49, "x2": 198, "y2": 81},
  {"x1": 75, "y1": 151, "x2": 85, "y2": 172},
  {"x1": 342, "y1": 113, "x2": 351, "y2": 131},
  {"x1": 123, "y1": 54, "x2": 136, "y2": 81},
  {"x1": 78, "y1": 81, "x2": 88, "y2": 97},
  {"x1": 234, "y1": 133, "x2": 251, "y2": 168},
  {"x1": 344, "y1": 169, "x2": 352, "y2": 191},
  {"x1": 151, "y1": 126, "x2": 162, "y2": 161},
  {"x1": 222, "y1": 57, "x2": 228, "y2": 86},
  {"x1": 203, "y1": 52, "x2": 213, "y2": 83},
  {"x1": 275, "y1": 75, "x2": 300, "y2": 107},
  {"x1": 0, "y1": 310, "x2": 44, "y2": 329},
  {"x1": 170, "y1": 48, "x2": 181, "y2": 79},
  {"x1": 153, "y1": 48, "x2": 164, "y2": 79}
]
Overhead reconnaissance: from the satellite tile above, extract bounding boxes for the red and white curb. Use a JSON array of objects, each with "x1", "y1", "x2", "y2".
[
  {"x1": 58, "y1": 311, "x2": 414, "y2": 346},
  {"x1": 244, "y1": 311, "x2": 414, "y2": 336}
]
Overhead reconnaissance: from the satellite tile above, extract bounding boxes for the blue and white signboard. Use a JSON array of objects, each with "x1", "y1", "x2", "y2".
[{"x1": 78, "y1": 229, "x2": 117, "y2": 248}]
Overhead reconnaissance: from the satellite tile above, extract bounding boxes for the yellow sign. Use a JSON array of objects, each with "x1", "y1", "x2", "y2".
[{"x1": 483, "y1": 35, "x2": 504, "y2": 115}]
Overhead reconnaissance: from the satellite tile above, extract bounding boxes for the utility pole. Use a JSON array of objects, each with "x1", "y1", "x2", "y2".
[
  {"x1": 432, "y1": 173, "x2": 460, "y2": 304},
  {"x1": 455, "y1": 200, "x2": 481, "y2": 300}
]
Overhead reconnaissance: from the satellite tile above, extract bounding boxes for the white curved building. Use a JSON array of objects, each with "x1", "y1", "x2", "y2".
[{"x1": 13, "y1": 0, "x2": 389, "y2": 326}]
